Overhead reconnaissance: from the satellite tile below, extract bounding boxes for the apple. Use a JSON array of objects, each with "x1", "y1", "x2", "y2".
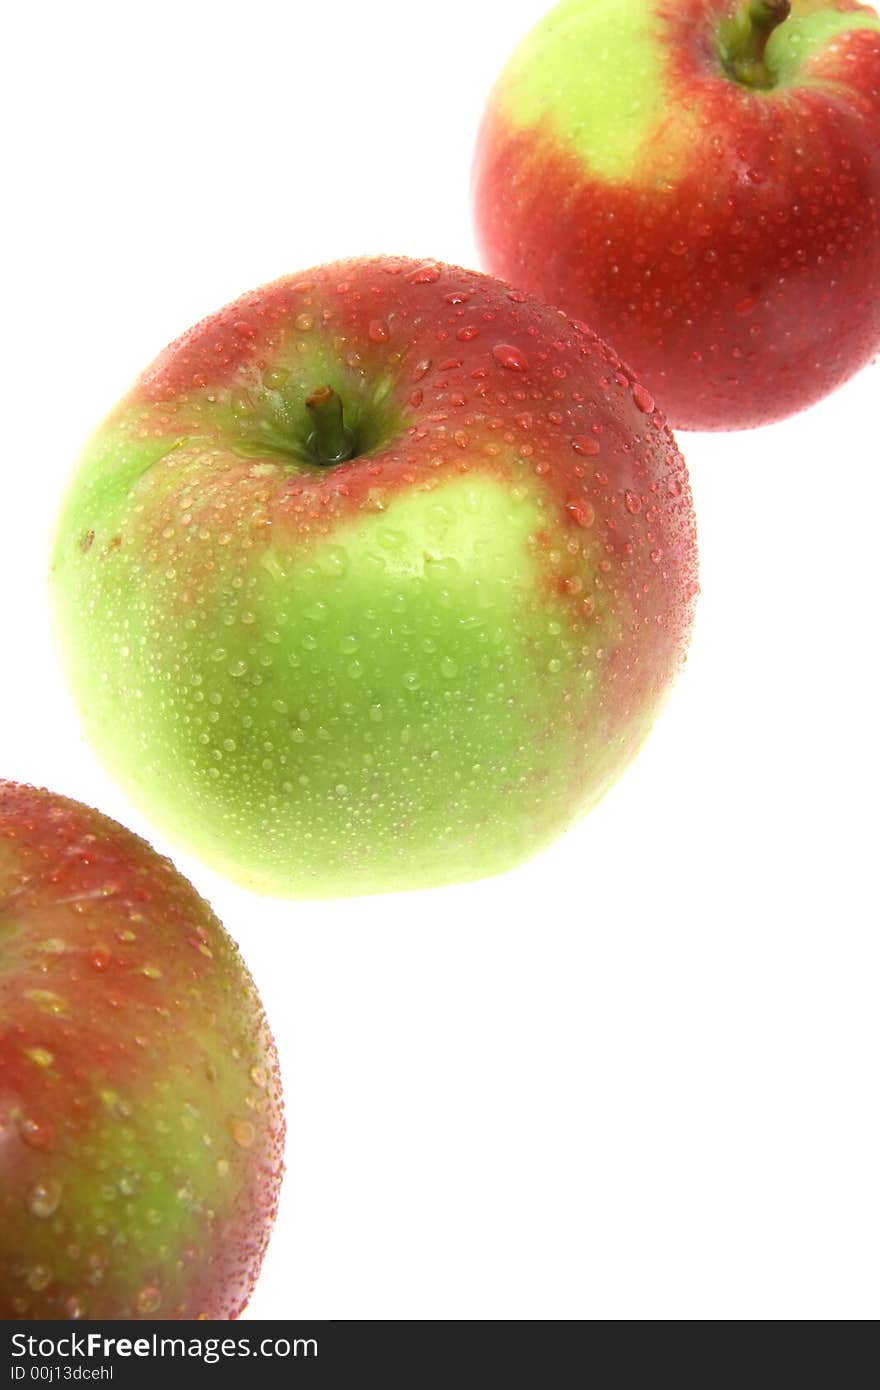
[
  {"x1": 473, "y1": 0, "x2": 880, "y2": 431},
  {"x1": 0, "y1": 780, "x2": 284, "y2": 1319},
  {"x1": 51, "y1": 256, "x2": 698, "y2": 898}
]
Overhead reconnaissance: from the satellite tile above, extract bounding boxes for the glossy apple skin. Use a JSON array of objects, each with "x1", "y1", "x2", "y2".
[
  {"x1": 0, "y1": 781, "x2": 284, "y2": 1319},
  {"x1": 51, "y1": 256, "x2": 697, "y2": 897},
  {"x1": 473, "y1": 0, "x2": 880, "y2": 431}
]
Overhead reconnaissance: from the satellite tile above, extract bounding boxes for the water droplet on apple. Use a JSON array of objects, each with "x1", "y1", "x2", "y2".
[
  {"x1": 571, "y1": 435, "x2": 600, "y2": 456},
  {"x1": 24, "y1": 989, "x2": 66, "y2": 1015},
  {"x1": 492, "y1": 343, "x2": 529, "y2": 372},
  {"x1": 28, "y1": 1179, "x2": 62, "y2": 1219},
  {"x1": 566, "y1": 499, "x2": 595, "y2": 529},
  {"x1": 406, "y1": 262, "x2": 442, "y2": 285},
  {"x1": 625, "y1": 490, "x2": 642, "y2": 514},
  {"x1": 137, "y1": 1286, "x2": 162, "y2": 1314},
  {"x1": 18, "y1": 1116, "x2": 54, "y2": 1151},
  {"x1": 231, "y1": 1119, "x2": 255, "y2": 1148},
  {"x1": 24, "y1": 1047, "x2": 54, "y2": 1068},
  {"x1": 316, "y1": 545, "x2": 349, "y2": 577},
  {"x1": 735, "y1": 294, "x2": 758, "y2": 317}
]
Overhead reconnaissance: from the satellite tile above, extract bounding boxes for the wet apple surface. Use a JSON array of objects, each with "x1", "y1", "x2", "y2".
[
  {"x1": 52, "y1": 257, "x2": 698, "y2": 897},
  {"x1": 0, "y1": 781, "x2": 284, "y2": 1319},
  {"x1": 473, "y1": 0, "x2": 880, "y2": 430}
]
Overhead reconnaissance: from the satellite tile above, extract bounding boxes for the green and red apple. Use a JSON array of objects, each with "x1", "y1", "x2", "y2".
[
  {"x1": 473, "y1": 0, "x2": 880, "y2": 430},
  {"x1": 0, "y1": 780, "x2": 284, "y2": 1319},
  {"x1": 51, "y1": 256, "x2": 698, "y2": 898}
]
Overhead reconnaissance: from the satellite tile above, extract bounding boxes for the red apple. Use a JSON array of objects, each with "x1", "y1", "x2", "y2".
[
  {"x1": 52, "y1": 257, "x2": 698, "y2": 896},
  {"x1": 473, "y1": 0, "x2": 880, "y2": 430},
  {"x1": 0, "y1": 781, "x2": 284, "y2": 1319}
]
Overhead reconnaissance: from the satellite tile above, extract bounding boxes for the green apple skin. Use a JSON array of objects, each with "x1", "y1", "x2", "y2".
[
  {"x1": 473, "y1": 0, "x2": 880, "y2": 430},
  {"x1": 51, "y1": 257, "x2": 698, "y2": 898},
  {"x1": 0, "y1": 780, "x2": 284, "y2": 1320}
]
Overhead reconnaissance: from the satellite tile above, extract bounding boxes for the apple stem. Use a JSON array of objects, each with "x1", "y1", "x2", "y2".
[
  {"x1": 730, "y1": 0, "x2": 791, "y2": 88},
  {"x1": 306, "y1": 386, "x2": 356, "y2": 466}
]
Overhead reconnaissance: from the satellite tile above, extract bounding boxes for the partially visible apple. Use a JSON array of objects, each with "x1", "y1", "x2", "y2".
[
  {"x1": 51, "y1": 256, "x2": 698, "y2": 897},
  {"x1": 473, "y1": 0, "x2": 880, "y2": 430},
  {"x1": 0, "y1": 781, "x2": 284, "y2": 1319}
]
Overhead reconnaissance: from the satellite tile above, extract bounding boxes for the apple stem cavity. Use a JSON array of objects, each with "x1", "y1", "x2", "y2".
[
  {"x1": 306, "y1": 385, "x2": 356, "y2": 466},
  {"x1": 725, "y1": 0, "x2": 791, "y2": 90}
]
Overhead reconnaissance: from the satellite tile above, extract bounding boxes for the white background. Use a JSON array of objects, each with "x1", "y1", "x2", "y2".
[{"x1": 3, "y1": 0, "x2": 878, "y2": 1320}]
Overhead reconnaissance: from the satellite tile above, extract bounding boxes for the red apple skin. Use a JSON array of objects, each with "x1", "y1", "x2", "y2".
[
  {"x1": 0, "y1": 781, "x2": 284, "y2": 1319},
  {"x1": 473, "y1": 0, "x2": 880, "y2": 431}
]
